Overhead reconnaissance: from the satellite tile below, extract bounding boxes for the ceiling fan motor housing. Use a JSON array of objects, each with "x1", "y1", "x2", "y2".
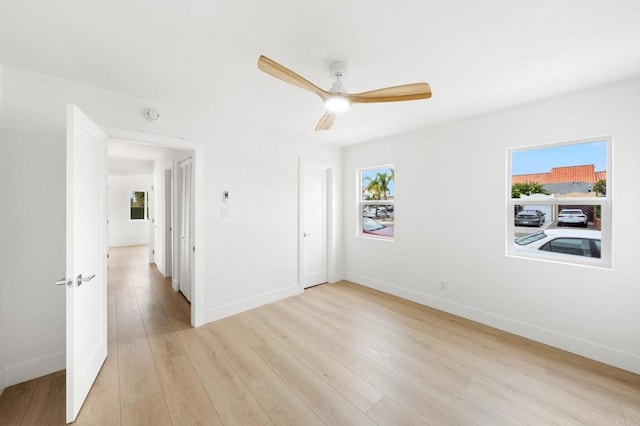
[{"x1": 329, "y1": 60, "x2": 348, "y2": 93}]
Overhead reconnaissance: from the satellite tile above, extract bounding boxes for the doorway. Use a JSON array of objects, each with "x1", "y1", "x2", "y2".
[
  {"x1": 104, "y1": 126, "x2": 203, "y2": 327},
  {"x1": 299, "y1": 159, "x2": 335, "y2": 289}
]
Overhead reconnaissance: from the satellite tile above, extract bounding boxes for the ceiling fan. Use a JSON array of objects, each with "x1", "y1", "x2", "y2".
[{"x1": 257, "y1": 55, "x2": 432, "y2": 131}]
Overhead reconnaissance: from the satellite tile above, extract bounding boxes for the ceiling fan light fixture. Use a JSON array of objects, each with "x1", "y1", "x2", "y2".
[{"x1": 325, "y1": 95, "x2": 350, "y2": 112}]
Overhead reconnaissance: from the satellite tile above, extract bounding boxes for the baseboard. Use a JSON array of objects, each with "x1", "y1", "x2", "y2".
[
  {"x1": 329, "y1": 271, "x2": 346, "y2": 283},
  {"x1": 0, "y1": 368, "x2": 5, "y2": 396},
  {"x1": 202, "y1": 285, "x2": 302, "y2": 324},
  {"x1": 344, "y1": 272, "x2": 640, "y2": 375},
  {"x1": 172, "y1": 278, "x2": 179, "y2": 292},
  {"x1": 2, "y1": 350, "x2": 65, "y2": 388}
]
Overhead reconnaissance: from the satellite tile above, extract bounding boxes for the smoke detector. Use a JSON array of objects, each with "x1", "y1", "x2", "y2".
[{"x1": 144, "y1": 108, "x2": 160, "y2": 121}]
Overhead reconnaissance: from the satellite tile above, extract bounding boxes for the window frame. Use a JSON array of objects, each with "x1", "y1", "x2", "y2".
[
  {"x1": 506, "y1": 136, "x2": 611, "y2": 268},
  {"x1": 358, "y1": 164, "x2": 395, "y2": 241}
]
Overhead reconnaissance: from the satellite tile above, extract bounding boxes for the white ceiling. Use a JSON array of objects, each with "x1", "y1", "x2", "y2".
[{"x1": 1, "y1": 1, "x2": 639, "y2": 146}]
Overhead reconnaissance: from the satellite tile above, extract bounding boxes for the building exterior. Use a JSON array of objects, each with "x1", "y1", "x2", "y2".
[
  {"x1": 512, "y1": 164, "x2": 607, "y2": 224},
  {"x1": 512, "y1": 164, "x2": 606, "y2": 196}
]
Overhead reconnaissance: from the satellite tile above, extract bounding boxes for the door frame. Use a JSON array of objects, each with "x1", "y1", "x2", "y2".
[
  {"x1": 176, "y1": 157, "x2": 193, "y2": 301},
  {"x1": 164, "y1": 167, "x2": 173, "y2": 278},
  {"x1": 103, "y1": 126, "x2": 205, "y2": 327},
  {"x1": 298, "y1": 158, "x2": 337, "y2": 290}
]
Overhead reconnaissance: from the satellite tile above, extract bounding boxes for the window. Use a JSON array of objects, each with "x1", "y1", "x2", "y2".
[
  {"x1": 508, "y1": 137, "x2": 610, "y2": 267},
  {"x1": 130, "y1": 191, "x2": 148, "y2": 220},
  {"x1": 359, "y1": 165, "x2": 394, "y2": 239}
]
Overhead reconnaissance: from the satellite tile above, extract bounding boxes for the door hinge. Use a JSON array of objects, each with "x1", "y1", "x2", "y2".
[{"x1": 152, "y1": 250, "x2": 155, "y2": 255}]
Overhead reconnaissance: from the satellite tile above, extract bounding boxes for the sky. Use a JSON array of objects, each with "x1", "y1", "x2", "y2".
[{"x1": 511, "y1": 140, "x2": 607, "y2": 175}]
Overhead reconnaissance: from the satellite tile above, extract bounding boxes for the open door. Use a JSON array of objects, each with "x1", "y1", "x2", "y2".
[
  {"x1": 177, "y1": 158, "x2": 193, "y2": 301},
  {"x1": 64, "y1": 105, "x2": 108, "y2": 423},
  {"x1": 301, "y1": 160, "x2": 329, "y2": 288}
]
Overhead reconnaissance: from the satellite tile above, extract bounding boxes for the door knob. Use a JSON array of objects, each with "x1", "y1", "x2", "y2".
[
  {"x1": 304, "y1": 232, "x2": 311, "y2": 237},
  {"x1": 55, "y1": 277, "x2": 72, "y2": 287},
  {"x1": 76, "y1": 274, "x2": 96, "y2": 287}
]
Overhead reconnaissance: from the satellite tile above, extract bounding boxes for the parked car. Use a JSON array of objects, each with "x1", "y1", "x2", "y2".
[
  {"x1": 362, "y1": 217, "x2": 393, "y2": 237},
  {"x1": 513, "y1": 229, "x2": 601, "y2": 258},
  {"x1": 515, "y1": 210, "x2": 544, "y2": 227},
  {"x1": 364, "y1": 206, "x2": 388, "y2": 219},
  {"x1": 557, "y1": 209, "x2": 588, "y2": 227},
  {"x1": 534, "y1": 210, "x2": 546, "y2": 223}
]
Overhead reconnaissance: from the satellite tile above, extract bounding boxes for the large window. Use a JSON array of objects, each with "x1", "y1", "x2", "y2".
[
  {"x1": 359, "y1": 165, "x2": 394, "y2": 239},
  {"x1": 130, "y1": 191, "x2": 148, "y2": 221},
  {"x1": 507, "y1": 137, "x2": 610, "y2": 267}
]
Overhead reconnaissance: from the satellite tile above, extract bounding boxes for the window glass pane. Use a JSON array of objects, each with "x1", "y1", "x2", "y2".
[
  {"x1": 130, "y1": 191, "x2": 147, "y2": 220},
  {"x1": 361, "y1": 167, "x2": 394, "y2": 201},
  {"x1": 361, "y1": 210, "x2": 394, "y2": 238},
  {"x1": 511, "y1": 140, "x2": 607, "y2": 199}
]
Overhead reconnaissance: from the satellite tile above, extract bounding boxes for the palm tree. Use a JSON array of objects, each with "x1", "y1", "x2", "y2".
[
  {"x1": 374, "y1": 171, "x2": 393, "y2": 200},
  {"x1": 363, "y1": 169, "x2": 394, "y2": 200},
  {"x1": 366, "y1": 178, "x2": 383, "y2": 200}
]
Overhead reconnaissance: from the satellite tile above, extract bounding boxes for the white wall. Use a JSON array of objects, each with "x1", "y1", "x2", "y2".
[
  {"x1": 0, "y1": 125, "x2": 66, "y2": 387},
  {"x1": 343, "y1": 76, "x2": 640, "y2": 374},
  {"x1": 0, "y1": 63, "x2": 4, "y2": 394},
  {"x1": 107, "y1": 174, "x2": 152, "y2": 247},
  {"x1": 0, "y1": 65, "x2": 343, "y2": 387}
]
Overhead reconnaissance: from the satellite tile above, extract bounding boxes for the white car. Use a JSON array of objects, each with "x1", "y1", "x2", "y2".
[
  {"x1": 514, "y1": 229, "x2": 601, "y2": 258},
  {"x1": 557, "y1": 209, "x2": 588, "y2": 227}
]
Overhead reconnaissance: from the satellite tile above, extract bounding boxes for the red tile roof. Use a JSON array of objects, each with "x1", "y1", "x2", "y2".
[{"x1": 512, "y1": 164, "x2": 606, "y2": 185}]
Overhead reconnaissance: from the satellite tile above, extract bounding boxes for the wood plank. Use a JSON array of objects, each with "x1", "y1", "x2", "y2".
[
  {"x1": 252, "y1": 340, "x2": 376, "y2": 425},
  {"x1": 247, "y1": 373, "x2": 324, "y2": 426},
  {"x1": 155, "y1": 354, "x2": 223, "y2": 425},
  {"x1": 348, "y1": 356, "x2": 475, "y2": 424},
  {"x1": 74, "y1": 340, "x2": 121, "y2": 425},
  {"x1": 117, "y1": 338, "x2": 162, "y2": 409},
  {"x1": 0, "y1": 375, "x2": 38, "y2": 424},
  {"x1": 181, "y1": 327, "x2": 271, "y2": 425},
  {"x1": 200, "y1": 321, "x2": 273, "y2": 384},
  {"x1": 365, "y1": 395, "x2": 426, "y2": 426},
  {"x1": 120, "y1": 392, "x2": 172, "y2": 426},
  {"x1": 250, "y1": 305, "x2": 384, "y2": 412},
  {"x1": 19, "y1": 370, "x2": 65, "y2": 426}
]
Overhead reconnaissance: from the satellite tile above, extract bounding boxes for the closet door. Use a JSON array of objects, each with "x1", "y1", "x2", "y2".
[{"x1": 179, "y1": 158, "x2": 192, "y2": 301}]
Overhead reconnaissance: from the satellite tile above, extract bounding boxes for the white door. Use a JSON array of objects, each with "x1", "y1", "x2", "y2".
[
  {"x1": 302, "y1": 162, "x2": 328, "y2": 288},
  {"x1": 178, "y1": 158, "x2": 192, "y2": 301},
  {"x1": 164, "y1": 168, "x2": 173, "y2": 277},
  {"x1": 64, "y1": 105, "x2": 108, "y2": 423},
  {"x1": 149, "y1": 185, "x2": 156, "y2": 263}
]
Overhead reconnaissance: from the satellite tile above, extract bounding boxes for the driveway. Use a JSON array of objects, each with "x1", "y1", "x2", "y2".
[{"x1": 515, "y1": 221, "x2": 597, "y2": 237}]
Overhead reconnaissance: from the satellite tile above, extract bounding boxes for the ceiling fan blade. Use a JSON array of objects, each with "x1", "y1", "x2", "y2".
[
  {"x1": 348, "y1": 83, "x2": 432, "y2": 104},
  {"x1": 258, "y1": 55, "x2": 329, "y2": 100},
  {"x1": 314, "y1": 112, "x2": 336, "y2": 131}
]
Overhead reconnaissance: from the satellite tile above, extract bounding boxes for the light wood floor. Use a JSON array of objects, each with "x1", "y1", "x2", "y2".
[{"x1": 1, "y1": 245, "x2": 639, "y2": 425}]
